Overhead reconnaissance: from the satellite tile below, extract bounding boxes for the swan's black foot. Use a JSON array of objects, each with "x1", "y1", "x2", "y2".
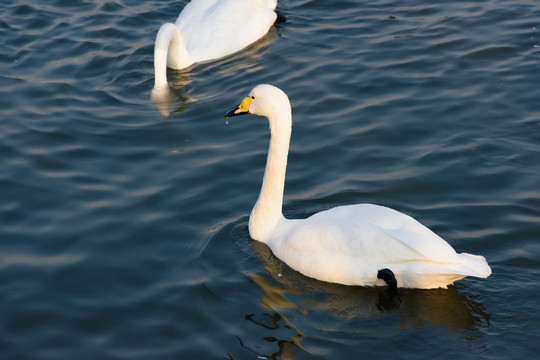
[{"x1": 377, "y1": 268, "x2": 398, "y2": 295}]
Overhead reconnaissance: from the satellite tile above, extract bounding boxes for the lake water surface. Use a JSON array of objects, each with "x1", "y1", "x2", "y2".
[{"x1": 1, "y1": 0, "x2": 539, "y2": 359}]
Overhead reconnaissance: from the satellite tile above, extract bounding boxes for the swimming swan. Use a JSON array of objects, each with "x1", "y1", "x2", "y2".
[
  {"x1": 153, "y1": 0, "x2": 278, "y2": 89},
  {"x1": 225, "y1": 84, "x2": 492, "y2": 291}
]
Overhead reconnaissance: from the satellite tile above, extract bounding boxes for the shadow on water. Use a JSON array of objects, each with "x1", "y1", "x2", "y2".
[{"x1": 228, "y1": 232, "x2": 490, "y2": 359}]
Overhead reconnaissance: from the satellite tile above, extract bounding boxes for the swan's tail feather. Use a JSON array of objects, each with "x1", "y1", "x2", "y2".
[
  {"x1": 456, "y1": 253, "x2": 492, "y2": 279},
  {"x1": 387, "y1": 253, "x2": 491, "y2": 289}
]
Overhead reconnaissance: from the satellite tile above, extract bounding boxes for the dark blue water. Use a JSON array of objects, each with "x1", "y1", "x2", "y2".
[{"x1": 1, "y1": 0, "x2": 539, "y2": 358}]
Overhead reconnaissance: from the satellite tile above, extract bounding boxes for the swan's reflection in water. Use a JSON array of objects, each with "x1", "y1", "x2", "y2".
[
  {"x1": 151, "y1": 71, "x2": 195, "y2": 117},
  {"x1": 240, "y1": 272, "x2": 308, "y2": 360},
  {"x1": 239, "y1": 240, "x2": 490, "y2": 358}
]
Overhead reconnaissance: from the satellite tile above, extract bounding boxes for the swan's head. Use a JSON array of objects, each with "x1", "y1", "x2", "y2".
[{"x1": 225, "y1": 84, "x2": 290, "y2": 119}]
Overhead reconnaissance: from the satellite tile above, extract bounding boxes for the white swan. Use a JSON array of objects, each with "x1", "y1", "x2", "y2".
[
  {"x1": 225, "y1": 84, "x2": 492, "y2": 290},
  {"x1": 153, "y1": 0, "x2": 278, "y2": 89}
]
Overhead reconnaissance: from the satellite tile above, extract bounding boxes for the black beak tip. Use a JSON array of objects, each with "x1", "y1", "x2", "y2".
[
  {"x1": 225, "y1": 107, "x2": 249, "y2": 118},
  {"x1": 225, "y1": 106, "x2": 240, "y2": 118}
]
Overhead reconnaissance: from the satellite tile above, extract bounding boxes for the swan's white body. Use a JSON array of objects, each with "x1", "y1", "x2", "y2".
[
  {"x1": 227, "y1": 84, "x2": 492, "y2": 289},
  {"x1": 153, "y1": 0, "x2": 277, "y2": 89}
]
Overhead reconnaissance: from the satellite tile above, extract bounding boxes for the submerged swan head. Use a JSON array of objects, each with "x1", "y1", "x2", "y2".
[{"x1": 153, "y1": 23, "x2": 192, "y2": 90}]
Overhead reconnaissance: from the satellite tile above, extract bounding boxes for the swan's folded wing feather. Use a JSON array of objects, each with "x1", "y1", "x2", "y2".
[
  {"x1": 177, "y1": 0, "x2": 277, "y2": 62},
  {"x1": 320, "y1": 204, "x2": 461, "y2": 263}
]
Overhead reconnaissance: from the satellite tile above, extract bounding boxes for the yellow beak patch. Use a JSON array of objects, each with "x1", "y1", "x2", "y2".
[
  {"x1": 234, "y1": 96, "x2": 252, "y2": 115},
  {"x1": 225, "y1": 95, "x2": 252, "y2": 118}
]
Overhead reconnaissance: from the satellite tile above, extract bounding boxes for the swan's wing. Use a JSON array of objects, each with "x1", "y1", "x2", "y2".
[
  {"x1": 281, "y1": 215, "x2": 428, "y2": 264},
  {"x1": 177, "y1": 0, "x2": 275, "y2": 20},
  {"x1": 176, "y1": 0, "x2": 277, "y2": 62},
  {"x1": 323, "y1": 204, "x2": 461, "y2": 263},
  {"x1": 176, "y1": 0, "x2": 220, "y2": 23}
]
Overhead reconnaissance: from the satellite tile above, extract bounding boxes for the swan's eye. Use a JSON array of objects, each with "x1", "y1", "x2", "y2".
[{"x1": 251, "y1": 96, "x2": 255, "y2": 99}]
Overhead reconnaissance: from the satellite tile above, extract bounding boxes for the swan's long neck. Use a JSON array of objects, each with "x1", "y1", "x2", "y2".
[
  {"x1": 249, "y1": 106, "x2": 292, "y2": 242},
  {"x1": 153, "y1": 23, "x2": 192, "y2": 89}
]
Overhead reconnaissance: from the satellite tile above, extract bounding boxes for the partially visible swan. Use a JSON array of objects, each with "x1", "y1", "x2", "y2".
[
  {"x1": 225, "y1": 84, "x2": 491, "y2": 291},
  {"x1": 153, "y1": 0, "x2": 278, "y2": 89}
]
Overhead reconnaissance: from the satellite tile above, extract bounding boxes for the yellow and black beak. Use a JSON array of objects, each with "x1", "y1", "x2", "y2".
[{"x1": 225, "y1": 96, "x2": 252, "y2": 118}]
